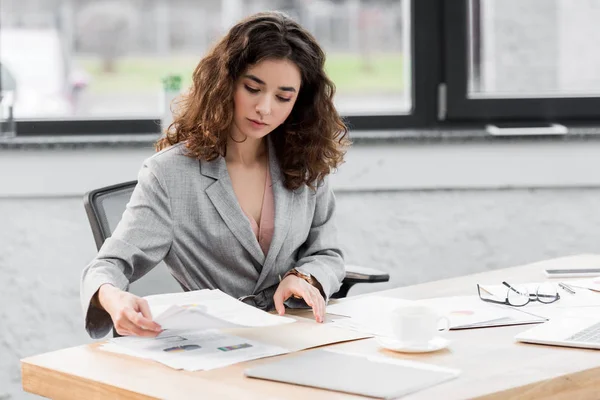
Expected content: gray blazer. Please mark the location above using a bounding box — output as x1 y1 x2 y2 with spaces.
81 139 345 338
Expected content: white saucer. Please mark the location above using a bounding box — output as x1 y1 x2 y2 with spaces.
377 336 450 353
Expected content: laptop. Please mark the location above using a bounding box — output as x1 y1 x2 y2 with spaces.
244 349 460 399
515 317 600 349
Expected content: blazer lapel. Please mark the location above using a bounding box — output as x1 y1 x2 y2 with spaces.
253 139 296 292
203 157 266 266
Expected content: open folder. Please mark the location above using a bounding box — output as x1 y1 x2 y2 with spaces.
416 296 546 329
327 295 545 336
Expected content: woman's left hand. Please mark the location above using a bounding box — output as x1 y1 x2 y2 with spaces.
273 275 325 323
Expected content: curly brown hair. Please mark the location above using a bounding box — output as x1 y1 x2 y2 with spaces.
155 11 350 190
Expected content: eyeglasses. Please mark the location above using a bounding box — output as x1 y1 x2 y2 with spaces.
477 281 560 307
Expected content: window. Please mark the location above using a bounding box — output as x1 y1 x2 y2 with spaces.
4 0 597 135
446 0 600 121
0 0 414 133
469 0 600 98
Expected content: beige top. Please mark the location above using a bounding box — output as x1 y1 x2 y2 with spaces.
241 156 274 256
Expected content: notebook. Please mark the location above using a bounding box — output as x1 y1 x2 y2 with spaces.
515 317 600 350
244 349 460 399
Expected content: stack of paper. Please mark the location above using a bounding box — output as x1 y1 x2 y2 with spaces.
103 329 290 371
101 289 296 370
100 289 370 371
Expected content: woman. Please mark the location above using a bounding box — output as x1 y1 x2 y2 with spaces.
81 11 350 339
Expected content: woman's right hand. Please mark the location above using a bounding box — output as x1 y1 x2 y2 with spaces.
97 284 163 337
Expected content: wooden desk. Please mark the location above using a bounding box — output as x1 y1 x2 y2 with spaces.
22 254 600 399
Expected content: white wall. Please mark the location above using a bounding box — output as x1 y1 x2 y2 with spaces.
4 139 600 197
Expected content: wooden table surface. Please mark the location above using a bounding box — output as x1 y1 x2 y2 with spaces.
22 254 600 399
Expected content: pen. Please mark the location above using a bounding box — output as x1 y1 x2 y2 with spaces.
558 282 576 295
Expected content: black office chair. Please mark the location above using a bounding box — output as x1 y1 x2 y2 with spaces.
83 181 389 299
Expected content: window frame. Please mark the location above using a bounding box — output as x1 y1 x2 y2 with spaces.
5 0 440 136
444 0 600 123
14 118 161 136
7 0 600 136
346 0 442 130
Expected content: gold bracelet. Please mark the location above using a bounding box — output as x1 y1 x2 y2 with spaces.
283 268 315 285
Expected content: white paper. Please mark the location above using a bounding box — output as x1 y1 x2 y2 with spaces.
329 318 396 338
326 296 416 337
101 329 289 371
326 296 416 319
153 305 243 331
524 305 600 321
145 289 295 332
563 277 600 292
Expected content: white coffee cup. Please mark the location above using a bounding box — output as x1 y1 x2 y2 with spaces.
391 304 450 346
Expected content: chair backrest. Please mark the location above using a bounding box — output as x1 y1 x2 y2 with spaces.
84 181 138 251
83 180 183 296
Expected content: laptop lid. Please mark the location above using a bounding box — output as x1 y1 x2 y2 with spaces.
515 317 600 350
244 349 459 399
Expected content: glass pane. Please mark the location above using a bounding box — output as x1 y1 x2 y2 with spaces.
0 0 411 120
468 0 600 98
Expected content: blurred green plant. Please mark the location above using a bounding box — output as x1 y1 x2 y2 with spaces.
162 74 183 92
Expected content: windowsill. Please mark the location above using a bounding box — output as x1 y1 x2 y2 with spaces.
0 133 160 150
3 126 600 196
352 126 600 143
3 126 600 149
